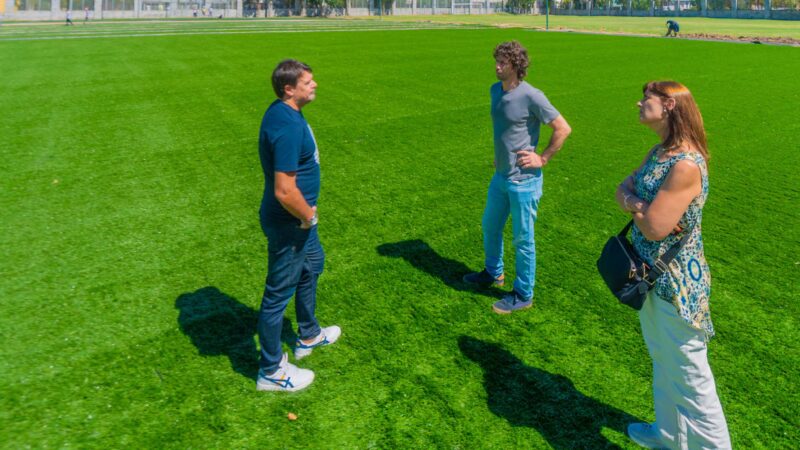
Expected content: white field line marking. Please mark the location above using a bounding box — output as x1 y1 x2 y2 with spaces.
0 27 463 39
0 25 466 38
0 23 453 36
0 19 471 34
0 25 484 41
0 21 432 30
1 18 404 27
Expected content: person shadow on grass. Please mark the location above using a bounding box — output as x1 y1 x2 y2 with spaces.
376 239 505 298
458 335 640 449
175 286 297 381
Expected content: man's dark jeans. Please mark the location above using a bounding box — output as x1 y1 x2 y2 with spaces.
257 223 324 374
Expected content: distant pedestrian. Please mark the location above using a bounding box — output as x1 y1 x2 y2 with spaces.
83 6 89 23
192 5 198 16
65 10 74 25
666 20 680 37
208 6 213 17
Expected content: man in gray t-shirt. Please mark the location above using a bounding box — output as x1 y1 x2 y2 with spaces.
491 80 560 181
464 41 572 314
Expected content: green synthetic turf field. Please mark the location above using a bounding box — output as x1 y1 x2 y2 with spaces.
1 19 798 448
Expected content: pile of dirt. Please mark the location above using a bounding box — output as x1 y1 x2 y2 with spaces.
682 32 800 46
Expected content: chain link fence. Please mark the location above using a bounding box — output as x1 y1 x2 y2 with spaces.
3 0 797 19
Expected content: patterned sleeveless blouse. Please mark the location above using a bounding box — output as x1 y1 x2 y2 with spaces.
632 147 714 338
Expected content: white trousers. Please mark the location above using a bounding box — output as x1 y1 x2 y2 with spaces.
639 291 732 450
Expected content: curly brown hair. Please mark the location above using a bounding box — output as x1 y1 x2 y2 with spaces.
493 41 529 80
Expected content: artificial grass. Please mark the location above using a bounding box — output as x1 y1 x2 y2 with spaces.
1 21 798 448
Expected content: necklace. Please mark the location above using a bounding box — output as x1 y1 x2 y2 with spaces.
653 144 681 162
651 145 665 162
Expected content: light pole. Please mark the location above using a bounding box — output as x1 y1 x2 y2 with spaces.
546 0 549 30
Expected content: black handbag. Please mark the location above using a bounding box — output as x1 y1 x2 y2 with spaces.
596 220 690 310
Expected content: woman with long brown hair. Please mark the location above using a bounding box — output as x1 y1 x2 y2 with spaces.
616 81 731 449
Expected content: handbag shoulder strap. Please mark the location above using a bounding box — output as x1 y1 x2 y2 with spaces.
645 228 693 284
619 220 634 237
619 219 693 284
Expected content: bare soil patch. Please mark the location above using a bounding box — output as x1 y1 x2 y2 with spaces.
682 32 800 46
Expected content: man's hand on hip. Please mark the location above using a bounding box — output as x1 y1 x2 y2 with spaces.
516 150 546 169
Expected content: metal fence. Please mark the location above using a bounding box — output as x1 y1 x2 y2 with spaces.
4 0 236 18
550 0 799 18
2 0 798 19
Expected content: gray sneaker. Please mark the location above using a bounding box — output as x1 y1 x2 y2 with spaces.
462 269 505 287
492 291 533 314
627 422 665 448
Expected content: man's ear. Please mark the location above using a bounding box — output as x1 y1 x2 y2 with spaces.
283 83 295 99
664 97 677 111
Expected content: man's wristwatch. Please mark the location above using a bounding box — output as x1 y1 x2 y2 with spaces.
301 212 318 229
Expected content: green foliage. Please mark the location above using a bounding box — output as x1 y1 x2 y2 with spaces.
1 18 798 449
707 0 732 8
556 0 574 10
506 0 534 11
306 0 344 8
771 0 799 9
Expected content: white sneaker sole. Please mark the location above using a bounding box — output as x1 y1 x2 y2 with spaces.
294 326 341 360
492 303 533 315
256 372 315 392
627 423 664 449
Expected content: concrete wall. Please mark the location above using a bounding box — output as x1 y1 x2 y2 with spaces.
6 10 56 19
771 9 800 19
345 7 370 15
653 9 703 16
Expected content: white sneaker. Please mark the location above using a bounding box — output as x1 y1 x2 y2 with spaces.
627 422 664 449
294 325 341 360
256 353 314 392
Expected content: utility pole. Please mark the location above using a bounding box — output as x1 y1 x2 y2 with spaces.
546 0 549 30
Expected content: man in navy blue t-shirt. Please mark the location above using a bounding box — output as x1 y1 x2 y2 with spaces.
255 59 341 392
666 20 680 37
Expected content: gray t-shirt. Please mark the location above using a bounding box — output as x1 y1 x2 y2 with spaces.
491 81 560 181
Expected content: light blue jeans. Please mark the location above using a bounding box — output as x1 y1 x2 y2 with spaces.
482 171 543 300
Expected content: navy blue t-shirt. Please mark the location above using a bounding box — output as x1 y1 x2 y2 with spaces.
259 99 320 226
